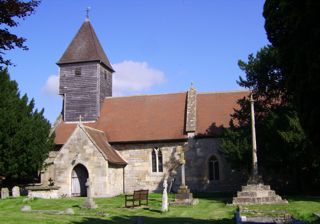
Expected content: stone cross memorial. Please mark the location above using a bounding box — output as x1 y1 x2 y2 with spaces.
232 93 287 205
82 178 97 209
172 146 198 205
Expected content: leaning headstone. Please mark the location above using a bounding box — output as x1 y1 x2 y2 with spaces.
12 186 20 197
65 208 74 215
82 178 97 209
162 179 168 212
21 205 31 212
1 188 9 199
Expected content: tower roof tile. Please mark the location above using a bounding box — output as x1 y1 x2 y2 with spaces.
57 20 114 72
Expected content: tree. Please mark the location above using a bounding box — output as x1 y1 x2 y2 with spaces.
220 46 319 193
0 69 53 185
263 0 320 151
0 0 40 67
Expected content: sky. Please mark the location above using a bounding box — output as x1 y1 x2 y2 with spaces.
5 0 269 124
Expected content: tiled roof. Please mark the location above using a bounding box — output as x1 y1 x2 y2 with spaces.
54 91 248 144
57 20 114 72
83 126 127 165
196 91 248 136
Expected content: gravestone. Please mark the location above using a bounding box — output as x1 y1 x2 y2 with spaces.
82 178 97 209
21 205 32 212
161 179 168 212
12 186 20 197
65 208 74 215
1 188 9 199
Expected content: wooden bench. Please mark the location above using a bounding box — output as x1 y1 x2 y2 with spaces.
125 189 149 208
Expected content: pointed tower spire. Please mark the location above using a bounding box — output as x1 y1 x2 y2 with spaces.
57 19 114 72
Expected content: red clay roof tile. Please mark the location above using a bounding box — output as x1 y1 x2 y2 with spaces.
54 91 249 144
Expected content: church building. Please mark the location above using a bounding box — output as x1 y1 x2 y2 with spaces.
41 18 248 197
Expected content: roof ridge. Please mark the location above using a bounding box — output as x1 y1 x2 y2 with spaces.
198 89 249 94
104 91 187 99
83 125 104 133
88 21 99 62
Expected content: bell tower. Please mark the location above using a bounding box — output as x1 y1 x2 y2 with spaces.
57 18 114 122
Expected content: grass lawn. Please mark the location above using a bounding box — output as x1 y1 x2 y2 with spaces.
0 193 319 224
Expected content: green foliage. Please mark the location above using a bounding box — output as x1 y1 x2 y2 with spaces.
0 69 53 185
264 0 320 153
0 0 40 67
220 123 251 172
220 46 319 193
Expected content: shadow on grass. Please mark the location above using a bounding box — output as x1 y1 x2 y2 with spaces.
286 195 320 203
193 192 234 204
70 216 234 224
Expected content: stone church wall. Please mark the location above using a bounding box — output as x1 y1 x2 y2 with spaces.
114 142 185 193
53 127 120 197
114 138 244 194
185 138 245 192
107 164 124 196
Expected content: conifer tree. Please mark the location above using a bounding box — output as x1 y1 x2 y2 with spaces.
0 69 53 185
220 46 319 193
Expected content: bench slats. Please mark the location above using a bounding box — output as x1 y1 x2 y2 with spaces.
125 189 149 208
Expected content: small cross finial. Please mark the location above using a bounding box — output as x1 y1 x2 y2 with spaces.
85 7 91 21
190 81 196 90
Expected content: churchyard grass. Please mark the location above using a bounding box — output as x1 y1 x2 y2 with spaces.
0 193 319 223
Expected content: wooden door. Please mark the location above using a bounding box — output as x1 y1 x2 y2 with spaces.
71 164 88 197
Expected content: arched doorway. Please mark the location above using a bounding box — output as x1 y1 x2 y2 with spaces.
71 164 89 197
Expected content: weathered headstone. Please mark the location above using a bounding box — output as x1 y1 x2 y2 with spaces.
12 186 20 197
1 188 9 199
161 179 168 212
82 178 97 209
21 205 31 212
65 208 74 215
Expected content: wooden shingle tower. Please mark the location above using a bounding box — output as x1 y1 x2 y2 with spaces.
57 18 114 122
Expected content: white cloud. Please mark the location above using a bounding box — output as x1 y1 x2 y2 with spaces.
41 60 165 96
42 75 59 95
113 60 165 96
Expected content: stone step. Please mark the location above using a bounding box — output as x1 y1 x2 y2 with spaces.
233 195 287 205
237 190 276 198
242 184 270 191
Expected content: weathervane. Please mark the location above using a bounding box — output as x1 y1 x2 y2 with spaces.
85 7 91 21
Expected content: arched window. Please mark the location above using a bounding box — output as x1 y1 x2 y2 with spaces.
151 147 163 173
208 155 219 181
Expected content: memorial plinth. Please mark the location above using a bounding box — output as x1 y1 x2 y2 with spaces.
232 183 287 205
172 185 198 205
